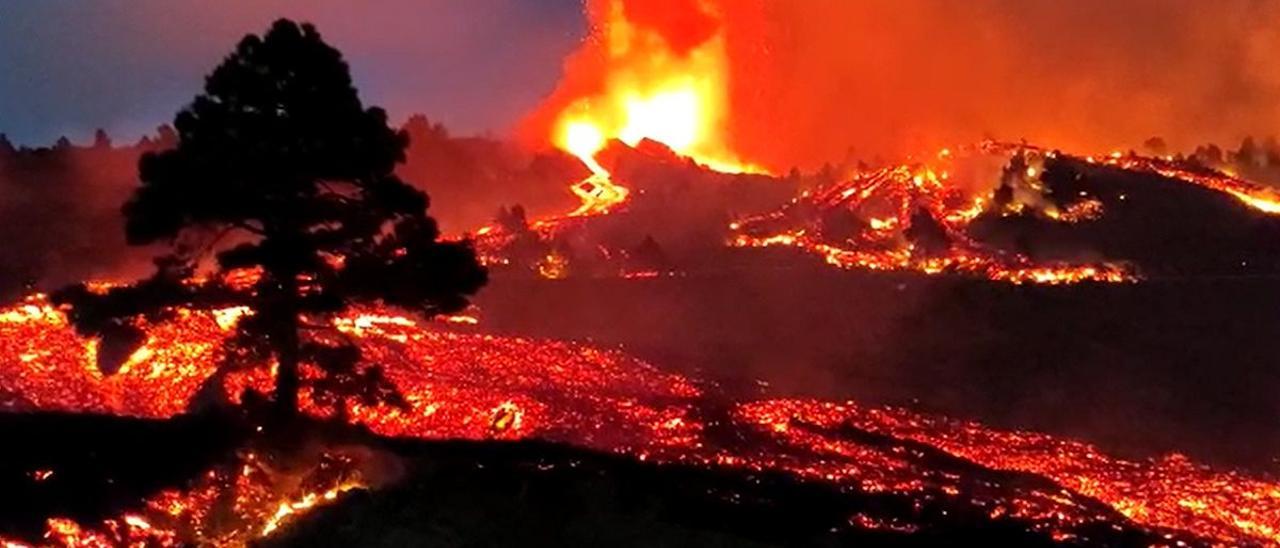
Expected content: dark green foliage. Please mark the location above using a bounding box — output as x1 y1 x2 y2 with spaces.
53 19 487 416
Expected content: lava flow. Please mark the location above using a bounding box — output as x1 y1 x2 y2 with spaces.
1 296 1278 545
729 140 1280 283
1089 149 1280 215
729 145 1137 284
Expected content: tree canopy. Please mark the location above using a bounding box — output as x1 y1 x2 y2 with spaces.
54 19 487 417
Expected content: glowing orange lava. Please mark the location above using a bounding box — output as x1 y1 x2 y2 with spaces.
1089 148 1280 215
551 0 760 175
729 147 1136 285
731 141 1280 283
542 0 768 218
2 296 1278 545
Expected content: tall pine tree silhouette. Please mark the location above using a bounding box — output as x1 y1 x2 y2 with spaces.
55 19 487 417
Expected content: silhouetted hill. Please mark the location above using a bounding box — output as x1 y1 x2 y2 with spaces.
970 156 1280 277
0 413 1184 547
268 435 1173 547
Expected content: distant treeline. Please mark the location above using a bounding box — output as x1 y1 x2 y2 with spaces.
1143 135 1280 187
0 128 166 299
0 116 585 299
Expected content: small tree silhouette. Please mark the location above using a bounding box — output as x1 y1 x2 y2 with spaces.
53 19 487 417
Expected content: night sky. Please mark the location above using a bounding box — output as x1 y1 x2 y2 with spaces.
0 0 584 145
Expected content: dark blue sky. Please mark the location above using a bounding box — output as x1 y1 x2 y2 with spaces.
0 0 584 145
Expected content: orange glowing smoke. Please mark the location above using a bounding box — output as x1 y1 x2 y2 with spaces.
524 1 1280 173
545 0 760 174
2 297 1279 545
529 0 766 217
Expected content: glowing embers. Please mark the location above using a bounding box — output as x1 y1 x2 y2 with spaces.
0 296 703 447
731 141 1280 283
1 450 369 547
0 295 239 417
3 299 1279 544
330 306 704 449
738 400 1280 545
468 214 612 280
729 157 1135 285
1044 198 1105 224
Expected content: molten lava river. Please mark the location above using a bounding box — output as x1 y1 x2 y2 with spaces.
0 296 1277 546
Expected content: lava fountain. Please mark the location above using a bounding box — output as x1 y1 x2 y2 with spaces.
533 0 766 217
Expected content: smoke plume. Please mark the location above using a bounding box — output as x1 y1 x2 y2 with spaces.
527 0 1280 171
0 138 152 299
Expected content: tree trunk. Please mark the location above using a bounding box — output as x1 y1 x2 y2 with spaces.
274 312 300 417
273 274 301 418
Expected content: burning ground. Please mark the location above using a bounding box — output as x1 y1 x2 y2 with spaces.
0 297 1278 546
5 2 1280 546
8 112 1280 547
7 122 1280 546
468 137 1280 286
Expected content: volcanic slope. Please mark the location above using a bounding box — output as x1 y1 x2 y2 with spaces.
1 299 1277 545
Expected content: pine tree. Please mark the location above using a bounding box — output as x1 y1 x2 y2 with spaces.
54 19 487 417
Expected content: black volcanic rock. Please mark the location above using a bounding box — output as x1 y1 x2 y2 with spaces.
264 437 1171 548
969 157 1280 277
